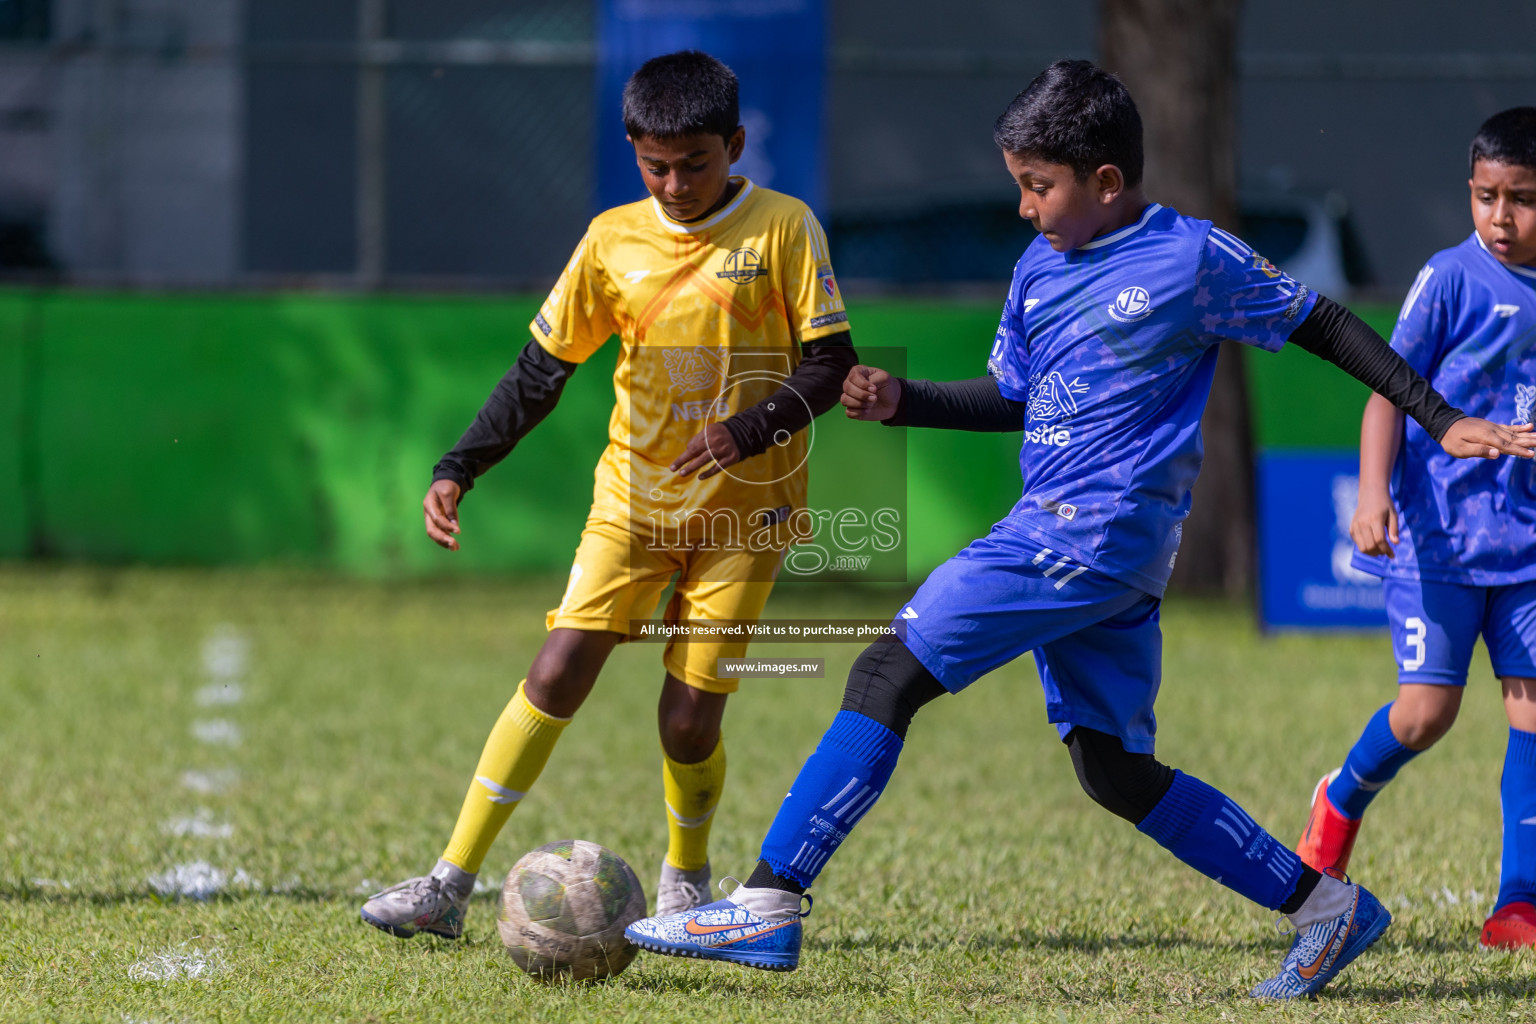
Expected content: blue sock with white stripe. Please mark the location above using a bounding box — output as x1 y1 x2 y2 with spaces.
1497 727 1536 909
1326 703 1419 819
1137 771 1306 911
758 710 903 887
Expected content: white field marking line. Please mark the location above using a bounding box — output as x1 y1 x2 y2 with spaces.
195 681 244 707
150 626 253 901
147 860 258 900
191 719 241 746
202 625 249 682
162 809 234 839
127 944 224 981
30 878 73 890
180 768 239 794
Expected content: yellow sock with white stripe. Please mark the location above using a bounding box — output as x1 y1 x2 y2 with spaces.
662 738 727 871
442 680 569 873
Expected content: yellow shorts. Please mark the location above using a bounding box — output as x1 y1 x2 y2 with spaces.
546 517 786 693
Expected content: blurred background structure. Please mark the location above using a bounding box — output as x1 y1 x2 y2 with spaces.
4 0 1535 290
1 0 1532 621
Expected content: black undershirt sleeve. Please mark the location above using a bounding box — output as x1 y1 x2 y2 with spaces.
721 331 857 458
881 374 1026 431
432 339 577 493
1288 295 1465 442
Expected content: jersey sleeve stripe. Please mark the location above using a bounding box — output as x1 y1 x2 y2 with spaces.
1209 226 1252 256
1206 230 1247 262
1398 265 1434 321
804 213 827 263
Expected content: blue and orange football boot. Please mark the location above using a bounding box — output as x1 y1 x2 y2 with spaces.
1250 881 1391 999
625 890 811 971
1297 770 1362 876
1481 901 1536 949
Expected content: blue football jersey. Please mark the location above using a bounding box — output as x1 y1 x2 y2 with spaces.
987 203 1316 595
1351 234 1536 586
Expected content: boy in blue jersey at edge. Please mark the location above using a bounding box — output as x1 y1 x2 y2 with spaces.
624 62 1536 999
1296 107 1536 950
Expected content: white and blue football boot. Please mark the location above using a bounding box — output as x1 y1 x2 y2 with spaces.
625 884 810 971
1250 881 1391 999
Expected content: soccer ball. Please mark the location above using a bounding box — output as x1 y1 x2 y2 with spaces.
497 839 647 981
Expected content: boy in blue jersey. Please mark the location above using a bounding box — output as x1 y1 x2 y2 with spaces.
1296 107 1536 950
624 62 1536 998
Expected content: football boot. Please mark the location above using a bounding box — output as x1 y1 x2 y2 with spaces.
1481 901 1536 949
1250 881 1391 999
360 863 473 939
626 885 810 971
655 861 712 917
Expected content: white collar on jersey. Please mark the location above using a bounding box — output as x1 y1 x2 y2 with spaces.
1473 230 1536 280
1075 203 1164 251
651 177 756 234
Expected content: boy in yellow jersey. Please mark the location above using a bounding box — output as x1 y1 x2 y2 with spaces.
361 50 857 939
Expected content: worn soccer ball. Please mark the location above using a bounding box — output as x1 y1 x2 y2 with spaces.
497 839 647 982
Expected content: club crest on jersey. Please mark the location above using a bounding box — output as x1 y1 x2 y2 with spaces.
1516 383 1535 426
817 264 837 299
717 247 768 283
1108 285 1154 323
1250 254 1282 279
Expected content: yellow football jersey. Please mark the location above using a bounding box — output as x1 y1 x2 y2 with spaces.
531 177 848 545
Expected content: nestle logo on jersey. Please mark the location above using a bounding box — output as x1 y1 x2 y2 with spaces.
672 397 730 421
1024 370 1088 446
1025 423 1073 446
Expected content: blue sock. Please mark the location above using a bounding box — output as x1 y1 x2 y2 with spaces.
1498 727 1536 909
758 710 903 887
1326 702 1420 820
1137 771 1306 910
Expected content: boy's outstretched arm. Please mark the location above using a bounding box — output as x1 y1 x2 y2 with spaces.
841 365 1025 430
672 333 858 479
423 339 578 550
1350 394 1405 557
1289 296 1536 460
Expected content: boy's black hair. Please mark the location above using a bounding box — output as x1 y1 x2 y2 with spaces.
993 59 1143 186
622 50 739 143
1470 107 1536 175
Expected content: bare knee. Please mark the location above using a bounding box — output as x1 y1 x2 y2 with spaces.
1391 684 1462 750
524 629 619 717
658 675 725 763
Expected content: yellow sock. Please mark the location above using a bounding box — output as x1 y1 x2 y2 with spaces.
442 680 569 874
662 738 727 871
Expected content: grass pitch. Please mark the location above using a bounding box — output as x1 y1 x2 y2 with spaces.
2 567 1533 1023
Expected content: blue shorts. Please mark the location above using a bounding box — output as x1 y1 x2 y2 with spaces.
897 520 1162 753
1386 577 1536 686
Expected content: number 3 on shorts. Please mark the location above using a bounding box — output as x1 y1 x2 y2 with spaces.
1402 616 1427 672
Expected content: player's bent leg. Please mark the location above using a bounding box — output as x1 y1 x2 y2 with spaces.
626 639 946 969
1064 727 1174 822
1107 758 1390 997
361 629 620 940
656 674 728 915
1300 686 1458 874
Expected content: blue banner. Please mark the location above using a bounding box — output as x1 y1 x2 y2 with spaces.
595 0 826 216
1257 451 1387 629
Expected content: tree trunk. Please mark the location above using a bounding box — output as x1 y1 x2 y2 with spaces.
1100 0 1252 596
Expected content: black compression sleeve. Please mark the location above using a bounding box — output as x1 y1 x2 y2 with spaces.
721 331 857 458
1288 296 1465 442
432 339 577 493
883 375 1027 431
